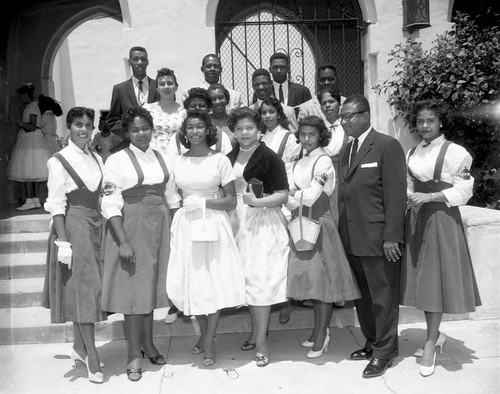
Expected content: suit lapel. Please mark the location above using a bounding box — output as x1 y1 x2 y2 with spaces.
126 78 138 106
347 129 376 178
147 76 157 103
287 82 296 106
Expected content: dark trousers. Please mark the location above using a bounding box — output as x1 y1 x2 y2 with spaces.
348 254 400 359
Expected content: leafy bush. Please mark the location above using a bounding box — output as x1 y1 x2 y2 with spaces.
374 12 500 209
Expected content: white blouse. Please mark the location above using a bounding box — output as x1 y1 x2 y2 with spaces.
407 135 474 207
44 140 103 217
261 124 301 188
323 120 347 157
100 144 181 219
287 147 335 210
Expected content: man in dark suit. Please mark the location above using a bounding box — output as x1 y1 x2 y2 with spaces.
269 52 311 109
337 95 407 378
101 46 159 156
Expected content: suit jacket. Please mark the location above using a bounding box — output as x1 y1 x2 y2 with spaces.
226 142 289 194
280 81 312 108
337 129 407 257
106 76 160 133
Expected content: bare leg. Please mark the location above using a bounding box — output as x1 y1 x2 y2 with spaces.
72 322 86 360
308 301 321 343
312 301 332 351
279 300 291 324
245 307 256 344
195 315 208 350
250 305 271 357
422 311 443 367
124 314 143 371
203 311 220 363
79 322 101 373
141 311 159 357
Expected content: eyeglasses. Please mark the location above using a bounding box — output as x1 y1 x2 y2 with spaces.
339 111 366 122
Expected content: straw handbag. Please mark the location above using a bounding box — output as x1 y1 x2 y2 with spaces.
288 191 321 251
190 205 219 242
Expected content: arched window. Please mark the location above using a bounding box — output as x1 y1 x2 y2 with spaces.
216 0 365 104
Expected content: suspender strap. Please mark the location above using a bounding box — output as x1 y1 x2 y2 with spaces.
276 131 292 160
124 148 145 185
433 140 452 181
311 154 330 179
152 149 169 183
53 153 87 189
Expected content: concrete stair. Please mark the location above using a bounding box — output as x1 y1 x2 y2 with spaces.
0 211 469 346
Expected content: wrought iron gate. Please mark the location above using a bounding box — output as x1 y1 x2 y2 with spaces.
215 0 365 105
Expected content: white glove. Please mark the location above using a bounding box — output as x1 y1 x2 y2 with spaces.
183 195 206 212
54 240 73 269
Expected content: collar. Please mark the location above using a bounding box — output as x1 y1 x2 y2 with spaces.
422 134 445 148
325 118 341 129
355 126 372 147
129 142 153 156
132 76 148 87
68 139 90 155
303 146 324 158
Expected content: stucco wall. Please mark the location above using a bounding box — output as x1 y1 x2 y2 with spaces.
53 0 455 146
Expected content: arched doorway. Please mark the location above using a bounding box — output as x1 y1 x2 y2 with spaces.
215 0 364 104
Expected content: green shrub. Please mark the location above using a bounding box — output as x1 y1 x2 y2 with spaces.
374 12 500 209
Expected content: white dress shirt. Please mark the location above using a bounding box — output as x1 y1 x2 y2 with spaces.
132 76 149 105
272 80 288 104
101 144 180 219
407 135 474 207
44 140 103 216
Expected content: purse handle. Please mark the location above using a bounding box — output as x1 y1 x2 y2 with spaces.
297 191 314 239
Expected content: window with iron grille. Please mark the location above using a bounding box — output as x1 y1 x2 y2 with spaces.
215 0 365 105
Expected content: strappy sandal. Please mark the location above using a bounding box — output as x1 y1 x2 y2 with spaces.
127 367 142 382
240 341 256 351
255 353 270 367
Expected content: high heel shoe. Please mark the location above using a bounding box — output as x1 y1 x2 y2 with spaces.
127 367 142 382
302 327 329 349
241 341 256 351
414 333 447 357
70 349 105 368
84 357 104 384
255 352 270 367
420 344 437 377
141 349 166 365
307 332 331 359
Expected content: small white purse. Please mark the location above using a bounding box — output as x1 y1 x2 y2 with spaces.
190 205 219 242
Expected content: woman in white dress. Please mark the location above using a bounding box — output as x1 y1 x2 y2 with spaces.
143 67 186 157
207 83 236 148
166 110 246 367
7 83 50 210
227 107 290 367
38 94 63 155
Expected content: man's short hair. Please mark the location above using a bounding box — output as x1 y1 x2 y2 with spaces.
202 53 221 67
270 52 289 64
343 94 370 112
129 46 147 58
317 64 338 77
252 68 271 81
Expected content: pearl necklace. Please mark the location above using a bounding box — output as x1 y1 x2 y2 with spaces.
239 142 259 152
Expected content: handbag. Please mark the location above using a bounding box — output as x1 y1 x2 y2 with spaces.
288 191 322 251
190 204 219 242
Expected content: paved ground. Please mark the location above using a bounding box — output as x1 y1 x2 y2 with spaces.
1 318 498 394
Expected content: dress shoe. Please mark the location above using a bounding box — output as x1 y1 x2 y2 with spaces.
241 341 256 351
127 368 142 382
307 330 331 359
84 357 104 383
414 332 447 357
350 347 373 360
141 349 166 365
70 349 105 368
33 198 41 208
362 357 393 378
255 352 270 367
303 327 329 349
164 306 178 324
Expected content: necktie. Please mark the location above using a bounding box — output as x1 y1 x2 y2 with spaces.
278 84 284 103
137 80 144 104
349 138 358 168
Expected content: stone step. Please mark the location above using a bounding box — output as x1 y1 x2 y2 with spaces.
0 304 468 345
0 232 49 254
0 253 46 279
0 213 51 234
0 277 44 308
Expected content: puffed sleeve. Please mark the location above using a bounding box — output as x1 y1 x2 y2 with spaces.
293 155 334 207
441 146 474 206
218 154 236 186
44 157 68 216
164 155 181 208
100 154 125 219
